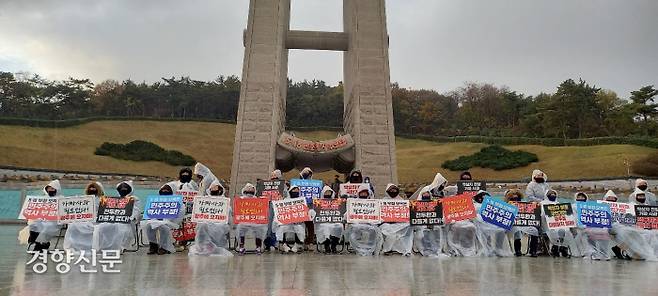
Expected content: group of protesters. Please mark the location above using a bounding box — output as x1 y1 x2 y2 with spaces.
19 162 658 261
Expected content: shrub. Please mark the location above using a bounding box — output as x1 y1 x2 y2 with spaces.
633 152 658 177
442 145 539 171
95 140 196 166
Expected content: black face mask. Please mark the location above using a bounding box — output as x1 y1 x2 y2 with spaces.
159 189 173 196
637 196 647 204
350 174 363 183
323 194 333 199
180 174 192 183
387 190 399 198
301 173 311 179
358 191 369 199
534 178 545 184
47 190 57 197
210 189 223 196
87 188 98 195
421 194 431 201
474 194 485 204
576 195 587 202
508 195 521 202
244 191 255 196
547 194 557 201
118 185 131 197
290 191 300 199
431 186 444 198
638 185 648 191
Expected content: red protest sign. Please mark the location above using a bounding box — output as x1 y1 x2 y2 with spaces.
21 196 58 221
233 197 270 224
272 197 310 224
380 199 410 223
442 194 476 223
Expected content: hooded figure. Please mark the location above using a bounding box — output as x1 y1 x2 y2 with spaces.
264 169 288 252
428 173 448 198
24 180 63 252
63 182 104 253
604 190 618 202
312 186 344 254
609 188 658 261
194 162 217 195
472 190 513 257
347 170 364 184
344 184 383 256
273 185 307 254
299 167 313 180
379 184 414 256
92 181 141 253
236 183 268 255
188 179 233 257
140 182 181 255
540 189 579 258
506 189 540 257
635 179 656 206
412 186 448 257
525 170 550 202
446 193 479 257
570 192 613 260
459 171 472 181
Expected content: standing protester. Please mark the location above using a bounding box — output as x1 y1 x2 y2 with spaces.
264 169 287 252
525 169 550 202
299 167 316 251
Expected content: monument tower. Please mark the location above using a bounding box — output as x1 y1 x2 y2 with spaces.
230 0 397 196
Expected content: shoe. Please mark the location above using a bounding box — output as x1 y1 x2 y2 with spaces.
290 244 299 253
238 247 246 255
550 246 559 257
256 247 262 255
529 253 538 257
175 245 185 252
559 246 570 258
513 239 522 257
323 242 331 254
280 244 291 253
148 243 159 255
157 248 171 255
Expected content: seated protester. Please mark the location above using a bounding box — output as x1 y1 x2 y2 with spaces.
605 190 629 259
313 186 344 254
635 179 657 206
413 185 448 257
472 190 513 257
506 189 540 257
141 182 181 255
63 182 104 253
525 169 550 202
571 192 613 260
236 183 268 255
189 180 232 257
274 186 307 254
171 167 199 251
541 189 578 258
24 180 63 252
345 184 383 256
610 189 658 261
379 184 413 256
446 194 479 257
92 181 141 253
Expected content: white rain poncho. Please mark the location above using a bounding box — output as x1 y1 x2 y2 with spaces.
540 190 579 255
235 183 268 240
189 180 232 257
507 189 540 240
525 169 550 202
92 181 141 252
610 188 658 260
635 178 657 206
194 162 217 196
412 186 448 257
379 184 413 256
140 182 181 254
63 182 103 253
273 185 307 244
313 186 344 243
25 180 63 245
446 209 479 257
472 191 513 257
345 184 383 256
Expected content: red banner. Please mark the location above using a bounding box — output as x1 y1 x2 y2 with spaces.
442 194 476 223
21 196 58 221
233 197 270 224
380 199 410 223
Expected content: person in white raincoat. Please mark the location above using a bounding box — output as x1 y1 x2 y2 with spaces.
23 180 63 252
379 184 413 256
312 186 344 254
472 190 513 257
506 189 540 257
194 162 217 195
609 188 658 261
63 182 104 253
541 189 578 258
273 185 307 253
413 185 448 257
92 181 141 253
140 182 181 255
571 192 613 260
446 191 479 257
525 169 550 202
345 184 383 256
635 178 657 206
188 179 233 257
236 183 268 255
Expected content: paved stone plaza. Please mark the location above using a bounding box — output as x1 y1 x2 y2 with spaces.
1 225 657 296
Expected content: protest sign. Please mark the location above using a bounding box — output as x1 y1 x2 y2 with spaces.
339 183 365 198
380 199 410 223
57 195 95 224
598 201 636 226
409 200 443 226
272 197 310 224
191 196 230 224
256 180 286 201
479 196 518 230
635 205 658 230
233 197 270 224
19 196 59 221
291 179 323 204
442 194 477 223
173 190 199 241
575 201 612 229
543 203 577 230
96 196 134 224
312 198 347 223
510 201 542 228
143 195 183 220
346 199 381 224
457 181 487 194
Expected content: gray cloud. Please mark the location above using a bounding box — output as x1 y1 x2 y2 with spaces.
1 0 656 97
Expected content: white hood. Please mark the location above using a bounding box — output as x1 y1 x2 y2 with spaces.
85 181 105 197
357 184 373 199
116 180 134 196
194 162 218 193
385 183 401 198
629 188 648 204
417 185 432 201
321 185 335 198
43 179 62 196
603 190 618 201
240 183 256 198
532 169 547 181
205 179 226 197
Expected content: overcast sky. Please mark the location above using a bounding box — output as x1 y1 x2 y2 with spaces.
1 0 656 97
